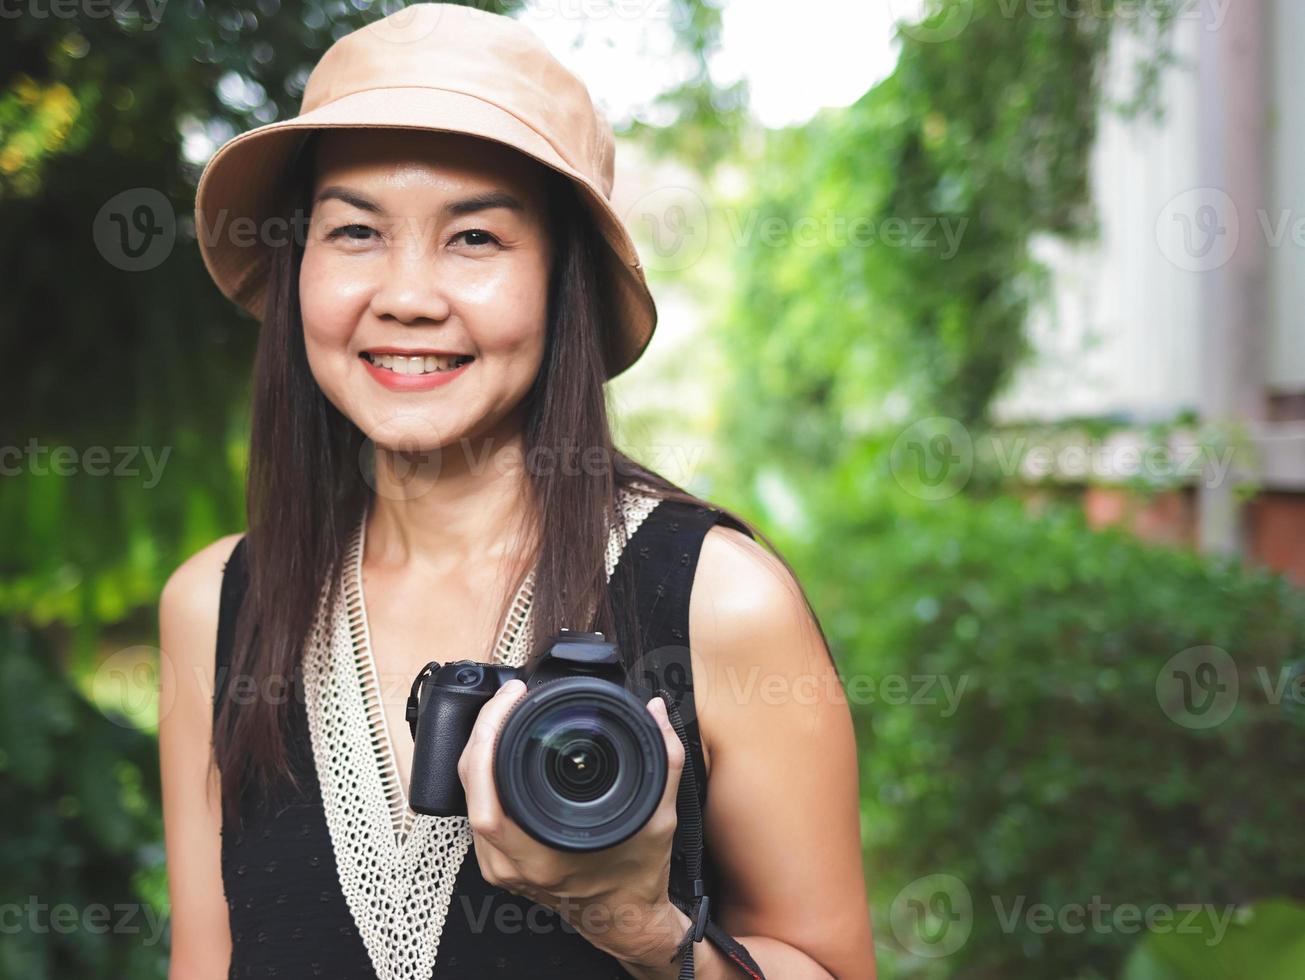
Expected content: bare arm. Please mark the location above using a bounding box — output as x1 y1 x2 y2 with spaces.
158 533 243 980
676 525 876 979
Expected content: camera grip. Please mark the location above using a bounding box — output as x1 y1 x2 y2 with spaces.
408 686 491 816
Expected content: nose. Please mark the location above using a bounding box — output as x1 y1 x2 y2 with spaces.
367 234 452 326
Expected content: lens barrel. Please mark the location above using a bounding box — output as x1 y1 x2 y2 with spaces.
493 677 667 852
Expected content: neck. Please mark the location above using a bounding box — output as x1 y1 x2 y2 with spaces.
364 414 536 577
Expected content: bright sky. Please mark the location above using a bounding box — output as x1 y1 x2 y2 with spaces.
517 0 923 129
185 1 920 165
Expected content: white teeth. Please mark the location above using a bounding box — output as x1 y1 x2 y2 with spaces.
368 353 469 374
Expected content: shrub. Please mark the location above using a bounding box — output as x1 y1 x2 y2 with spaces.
0 623 167 979
1121 898 1305 980
784 483 1305 980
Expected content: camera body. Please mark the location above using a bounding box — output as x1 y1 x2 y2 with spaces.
405 629 668 852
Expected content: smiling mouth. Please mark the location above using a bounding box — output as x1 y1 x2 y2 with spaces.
360 352 475 376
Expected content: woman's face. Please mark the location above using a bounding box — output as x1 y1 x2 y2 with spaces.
300 128 554 454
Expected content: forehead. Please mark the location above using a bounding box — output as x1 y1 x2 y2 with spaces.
310 128 551 206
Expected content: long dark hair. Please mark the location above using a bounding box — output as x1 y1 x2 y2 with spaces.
212 128 836 816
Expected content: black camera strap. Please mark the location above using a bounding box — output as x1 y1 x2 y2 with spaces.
405 661 437 741
657 687 767 980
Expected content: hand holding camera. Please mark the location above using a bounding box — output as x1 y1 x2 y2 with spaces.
405 629 671 852
406 630 692 965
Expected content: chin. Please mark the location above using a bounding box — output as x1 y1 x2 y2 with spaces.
364 418 462 454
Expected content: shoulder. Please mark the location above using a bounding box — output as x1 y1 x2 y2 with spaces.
159 533 246 658
692 521 819 647
689 520 836 746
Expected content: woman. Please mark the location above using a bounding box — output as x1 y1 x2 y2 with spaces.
159 5 875 979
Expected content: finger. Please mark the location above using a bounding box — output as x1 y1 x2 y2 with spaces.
468 825 512 888
461 678 529 841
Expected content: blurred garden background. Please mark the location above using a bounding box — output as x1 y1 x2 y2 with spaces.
3 0 1304 977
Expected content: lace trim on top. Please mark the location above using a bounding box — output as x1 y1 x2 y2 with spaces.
302 485 662 980
345 511 543 847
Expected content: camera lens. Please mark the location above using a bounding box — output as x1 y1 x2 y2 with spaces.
494 678 667 852
544 731 618 802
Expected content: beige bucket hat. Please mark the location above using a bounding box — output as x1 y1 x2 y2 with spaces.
194 2 656 379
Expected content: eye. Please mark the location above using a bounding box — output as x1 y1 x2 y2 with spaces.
451 228 501 249
325 223 377 242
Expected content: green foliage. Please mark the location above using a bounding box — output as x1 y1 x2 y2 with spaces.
625 0 752 172
0 623 167 977
712 0 1183 481
760 468 1305 979
1121 900 1305 980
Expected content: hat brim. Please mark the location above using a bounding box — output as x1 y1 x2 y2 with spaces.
194 85 655 379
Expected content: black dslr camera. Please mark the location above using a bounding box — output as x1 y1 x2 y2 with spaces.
404 629 668 852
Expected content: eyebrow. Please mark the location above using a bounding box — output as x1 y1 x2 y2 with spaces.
314 185 526 217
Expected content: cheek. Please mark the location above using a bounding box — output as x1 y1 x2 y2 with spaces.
450 253 551 359
299 245 371 356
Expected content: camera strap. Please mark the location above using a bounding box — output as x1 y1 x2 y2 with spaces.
657 688 767 980
405 662 437 742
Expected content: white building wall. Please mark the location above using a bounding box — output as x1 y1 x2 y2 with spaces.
1268 0 1305 392
993 14 1227 424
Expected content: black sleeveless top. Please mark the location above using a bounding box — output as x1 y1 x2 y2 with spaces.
214 498 752 979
